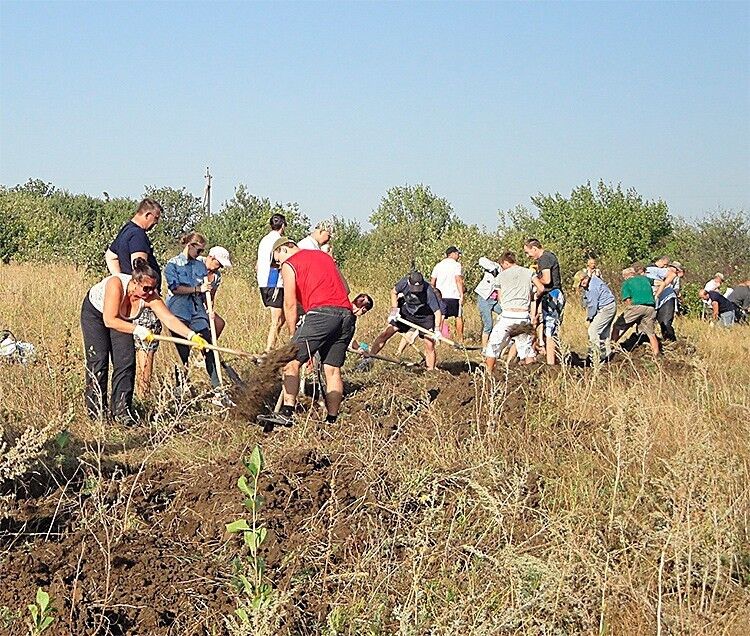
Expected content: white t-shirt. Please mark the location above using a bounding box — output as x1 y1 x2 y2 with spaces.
297 235 321 251
430 258 463 300
496 265 534 313
256 230 284 288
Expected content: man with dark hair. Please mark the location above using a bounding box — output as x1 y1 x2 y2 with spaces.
699 288 736 326
484 251 545 371
430 246 465 342
611 263 660 355
256 213 287 351
104 198 164 397
264 238 355 427
366 272 443 370
523 238 564 365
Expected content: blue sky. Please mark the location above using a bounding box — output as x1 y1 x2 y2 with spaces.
1 1 748 227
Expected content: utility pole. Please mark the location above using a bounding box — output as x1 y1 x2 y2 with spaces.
202 167 212 215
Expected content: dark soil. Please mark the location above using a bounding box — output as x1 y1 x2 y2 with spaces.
0 344 694 635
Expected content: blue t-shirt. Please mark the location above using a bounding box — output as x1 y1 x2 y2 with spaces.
109 221 161 286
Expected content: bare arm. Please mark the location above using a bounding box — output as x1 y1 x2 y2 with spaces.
281 264 298 335
653 270 675 298
539 268 552 287
105 249 121 275
390 288 399 309
712 301 719 320
456 275 465 301
430 277 437 288
147 297 197 338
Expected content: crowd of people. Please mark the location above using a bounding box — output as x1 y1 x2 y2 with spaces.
78 198 749 427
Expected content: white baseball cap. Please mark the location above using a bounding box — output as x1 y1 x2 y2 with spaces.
208 246 233 268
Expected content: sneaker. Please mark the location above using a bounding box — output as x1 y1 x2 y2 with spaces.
211 394 236 408
256 412 294 428
112 411 141 427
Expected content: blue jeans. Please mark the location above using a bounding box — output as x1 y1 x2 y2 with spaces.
477 294 501 334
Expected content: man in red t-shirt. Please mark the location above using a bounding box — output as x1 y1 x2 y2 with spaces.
261 237 355 427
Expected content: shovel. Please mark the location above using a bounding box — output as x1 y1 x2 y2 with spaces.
395 317 483 351
348 348 421 367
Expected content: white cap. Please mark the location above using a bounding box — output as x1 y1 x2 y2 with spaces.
208 246 233 268
715 272 724 280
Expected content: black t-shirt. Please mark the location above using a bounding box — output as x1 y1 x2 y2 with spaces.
728 285 750 310
707 290 734 314
537 251 561 291
109 221 161 285
394 277 441 317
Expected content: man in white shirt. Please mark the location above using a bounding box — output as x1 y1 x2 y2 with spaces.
430 246 465 342
702 272 724 320
298 220 334 252
484 251 545 371
256 213 287 351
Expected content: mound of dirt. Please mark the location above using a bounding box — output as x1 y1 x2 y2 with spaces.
0 443 372 635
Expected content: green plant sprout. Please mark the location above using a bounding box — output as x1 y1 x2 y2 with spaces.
226 444 273 621
27 588 54 635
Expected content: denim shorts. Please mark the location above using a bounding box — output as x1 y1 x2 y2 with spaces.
477 294 501 334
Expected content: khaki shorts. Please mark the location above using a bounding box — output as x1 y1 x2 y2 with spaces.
614 304 656 337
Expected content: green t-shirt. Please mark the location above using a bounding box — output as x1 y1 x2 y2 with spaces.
621 275 655 306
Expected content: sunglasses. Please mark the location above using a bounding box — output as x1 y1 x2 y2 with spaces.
190 243 205 254
141 285 156 294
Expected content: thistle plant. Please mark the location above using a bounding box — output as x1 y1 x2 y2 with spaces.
226 445 272 622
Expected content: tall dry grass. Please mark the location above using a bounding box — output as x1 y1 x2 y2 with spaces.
1 262 749 635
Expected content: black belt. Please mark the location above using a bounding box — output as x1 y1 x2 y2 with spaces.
307 306 353 316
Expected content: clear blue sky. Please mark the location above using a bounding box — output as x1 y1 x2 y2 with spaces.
1 1 748 227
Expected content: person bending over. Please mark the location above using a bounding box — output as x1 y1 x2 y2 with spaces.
367 272 443 371
81 258 207 426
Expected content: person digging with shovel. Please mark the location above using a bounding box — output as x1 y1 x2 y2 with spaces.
258 238 356 428
81 258 208 426
364 271 443 371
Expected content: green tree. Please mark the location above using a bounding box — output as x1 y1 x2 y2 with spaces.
502 181 673 277
197 184 309 275
665 209 750 282
143 185 205 254
361 184 461 284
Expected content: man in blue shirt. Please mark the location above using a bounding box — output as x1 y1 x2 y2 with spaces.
580 274 617 363
104 198 164 398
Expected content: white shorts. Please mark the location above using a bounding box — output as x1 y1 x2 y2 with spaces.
483 311 534 360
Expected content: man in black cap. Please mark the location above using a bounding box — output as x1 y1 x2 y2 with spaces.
365 271 443 370
430 246 465 342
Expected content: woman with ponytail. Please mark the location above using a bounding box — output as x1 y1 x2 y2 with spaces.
164 233 223 393
81 258 208 425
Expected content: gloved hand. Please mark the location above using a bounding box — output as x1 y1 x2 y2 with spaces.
190 333 209 350
133 325 153 342
198 280 211 294
358 342 369 352
432 330 442 342
388 307 400 324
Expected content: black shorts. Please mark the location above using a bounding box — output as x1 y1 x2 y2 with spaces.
260 287 284 309
443 298 461 318
292 306 356 367
395 313 435 336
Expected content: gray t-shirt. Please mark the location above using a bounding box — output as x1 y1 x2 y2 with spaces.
496 265 534 313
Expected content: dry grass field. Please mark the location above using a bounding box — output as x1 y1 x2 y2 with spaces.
1 262 749 635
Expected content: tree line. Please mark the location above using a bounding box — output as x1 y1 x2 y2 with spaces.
1 178 748 296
